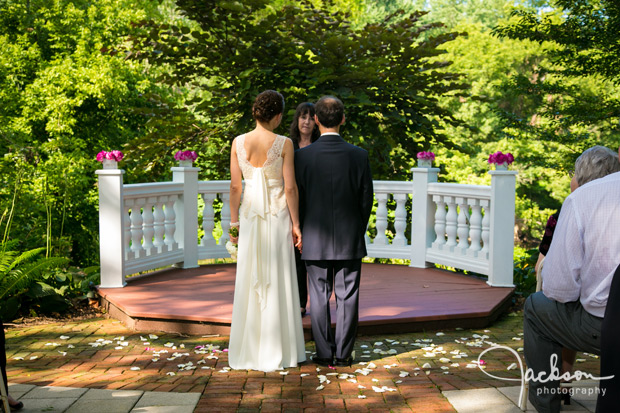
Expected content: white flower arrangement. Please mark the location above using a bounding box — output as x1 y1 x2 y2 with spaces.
226 240 238 260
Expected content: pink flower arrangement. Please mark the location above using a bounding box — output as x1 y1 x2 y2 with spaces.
488 151 514 165
96 150 124 162
417 151 435 161
174 150 198 162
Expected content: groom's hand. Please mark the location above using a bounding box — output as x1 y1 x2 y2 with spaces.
293 226 302 253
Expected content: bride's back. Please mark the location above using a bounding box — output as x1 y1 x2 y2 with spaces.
243 130 278 168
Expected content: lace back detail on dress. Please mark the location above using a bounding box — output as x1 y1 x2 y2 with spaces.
236 134 288 217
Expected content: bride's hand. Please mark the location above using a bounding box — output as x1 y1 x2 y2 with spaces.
292 226 302 252
229 222 239 244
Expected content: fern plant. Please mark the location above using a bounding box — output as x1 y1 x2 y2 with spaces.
0 242 69 319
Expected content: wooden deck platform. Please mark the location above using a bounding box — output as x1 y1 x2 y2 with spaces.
97 263 514 337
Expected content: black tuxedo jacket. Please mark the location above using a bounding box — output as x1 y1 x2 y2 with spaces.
294 134 373 260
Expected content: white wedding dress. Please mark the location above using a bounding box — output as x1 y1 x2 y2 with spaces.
228 134 306 372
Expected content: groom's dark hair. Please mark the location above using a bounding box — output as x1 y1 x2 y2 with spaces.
315 96 344 128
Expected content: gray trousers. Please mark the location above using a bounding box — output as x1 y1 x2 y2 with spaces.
306 259 361 360
524 292 602 413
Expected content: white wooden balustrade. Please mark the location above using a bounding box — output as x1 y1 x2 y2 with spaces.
97 164 516 289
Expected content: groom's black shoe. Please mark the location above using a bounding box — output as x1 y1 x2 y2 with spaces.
310 356 333 367
334 357 353 367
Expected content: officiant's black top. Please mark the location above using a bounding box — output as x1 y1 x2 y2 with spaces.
295 134 373 260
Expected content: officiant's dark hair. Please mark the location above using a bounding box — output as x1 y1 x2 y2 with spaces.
315 96 344 128
252 90 284 123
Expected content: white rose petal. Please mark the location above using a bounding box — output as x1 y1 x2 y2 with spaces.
358 395 367 399
279 371 289 375
507 363 517 370
130 367 141 371
316 385 324 391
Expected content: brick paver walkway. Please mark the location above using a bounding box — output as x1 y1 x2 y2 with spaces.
4 311 601 412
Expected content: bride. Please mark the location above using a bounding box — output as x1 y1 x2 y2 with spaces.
227 90 306 371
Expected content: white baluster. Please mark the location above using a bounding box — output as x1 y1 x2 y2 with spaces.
153 198 166 252
432 195 446 246
129 199 144 258
219 192 231 245
201 193 217 247
142 197 155 255
123 204 131 261
481 200 490 253
445 196 458 247
374 193 389 245
469 199 482 252
393 193 408 246
164 196 177 247
456 197 470 250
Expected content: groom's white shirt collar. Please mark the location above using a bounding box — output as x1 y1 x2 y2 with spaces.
320 132 339 136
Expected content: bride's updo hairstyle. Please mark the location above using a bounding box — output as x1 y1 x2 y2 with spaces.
252 90 285 123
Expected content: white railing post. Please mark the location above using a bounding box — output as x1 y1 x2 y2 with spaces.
410 166 439 268
172 165 200 269
487 170 518 287
96 167 126 288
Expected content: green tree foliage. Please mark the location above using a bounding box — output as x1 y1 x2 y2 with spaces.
0 0 172 265
494 0 620 152
128 0 470 179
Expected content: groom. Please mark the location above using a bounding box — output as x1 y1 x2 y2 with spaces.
295 96 374 367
